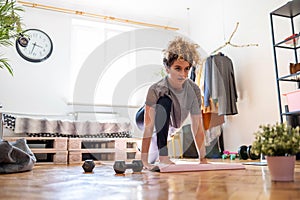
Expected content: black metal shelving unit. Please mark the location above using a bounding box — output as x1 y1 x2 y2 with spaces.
270 0 300 125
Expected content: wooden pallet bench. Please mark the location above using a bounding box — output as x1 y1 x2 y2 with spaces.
3 137 68 164
68 137 142 164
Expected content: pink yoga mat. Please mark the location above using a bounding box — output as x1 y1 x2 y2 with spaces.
157 163 245 173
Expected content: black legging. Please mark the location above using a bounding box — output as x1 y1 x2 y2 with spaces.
135 96 172 156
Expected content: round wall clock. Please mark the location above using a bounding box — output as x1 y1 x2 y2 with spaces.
16 29 53 63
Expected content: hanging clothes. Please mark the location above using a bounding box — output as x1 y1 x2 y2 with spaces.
204 53 238 116
189 66 196 81
189 65 224 158
194 58 225 157
196 59 225 129
196 58 219 113
202 112 225 130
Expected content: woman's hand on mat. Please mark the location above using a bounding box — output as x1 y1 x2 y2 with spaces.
200 158 209 164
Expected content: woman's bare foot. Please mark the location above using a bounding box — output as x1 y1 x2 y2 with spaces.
159 156 175 165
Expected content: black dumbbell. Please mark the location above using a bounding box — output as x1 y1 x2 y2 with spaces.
113 160 143 174
238 145 260 160
247 145 260 160
82 159 95 173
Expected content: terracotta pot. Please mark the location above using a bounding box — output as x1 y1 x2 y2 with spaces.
266 155 296 182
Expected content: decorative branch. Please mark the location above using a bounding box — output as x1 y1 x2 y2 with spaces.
210 22 259 55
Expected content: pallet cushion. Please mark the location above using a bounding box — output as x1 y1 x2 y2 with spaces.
3 114 133 138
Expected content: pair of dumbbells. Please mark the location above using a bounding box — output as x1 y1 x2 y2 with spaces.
222 151 238 160
113 160 143 174
82 159 144 174
238 145 260 160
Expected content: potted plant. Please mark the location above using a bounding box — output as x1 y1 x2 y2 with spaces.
251 122 300 181
0 0 24 76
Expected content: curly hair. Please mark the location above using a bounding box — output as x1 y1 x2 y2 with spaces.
163 36 201 68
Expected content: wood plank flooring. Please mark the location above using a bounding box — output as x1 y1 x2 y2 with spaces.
0 159 300 200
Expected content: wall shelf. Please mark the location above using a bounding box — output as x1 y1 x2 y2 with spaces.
270 0 300 123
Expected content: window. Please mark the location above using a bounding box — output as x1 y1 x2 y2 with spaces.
70 18 165 113
70 18 137 105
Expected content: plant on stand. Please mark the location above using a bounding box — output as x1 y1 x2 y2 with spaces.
251 122 300 181
0 0 24 76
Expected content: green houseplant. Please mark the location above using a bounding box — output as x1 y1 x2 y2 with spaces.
0 0 24 76
251 122 300 156
251 122 300 181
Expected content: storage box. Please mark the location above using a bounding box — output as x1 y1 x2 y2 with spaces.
283 90 300 112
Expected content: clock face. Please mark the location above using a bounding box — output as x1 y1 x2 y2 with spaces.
16 29 53 63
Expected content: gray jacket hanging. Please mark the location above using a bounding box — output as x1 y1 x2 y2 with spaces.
204 54 238 115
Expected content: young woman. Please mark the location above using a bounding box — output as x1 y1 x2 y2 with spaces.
137 36 208 169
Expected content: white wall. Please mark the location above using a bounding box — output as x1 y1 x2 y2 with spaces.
0 0 295 151
0 8 72 114
188 0 295 151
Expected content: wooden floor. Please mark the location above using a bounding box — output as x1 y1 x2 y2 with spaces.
1 159 300 200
